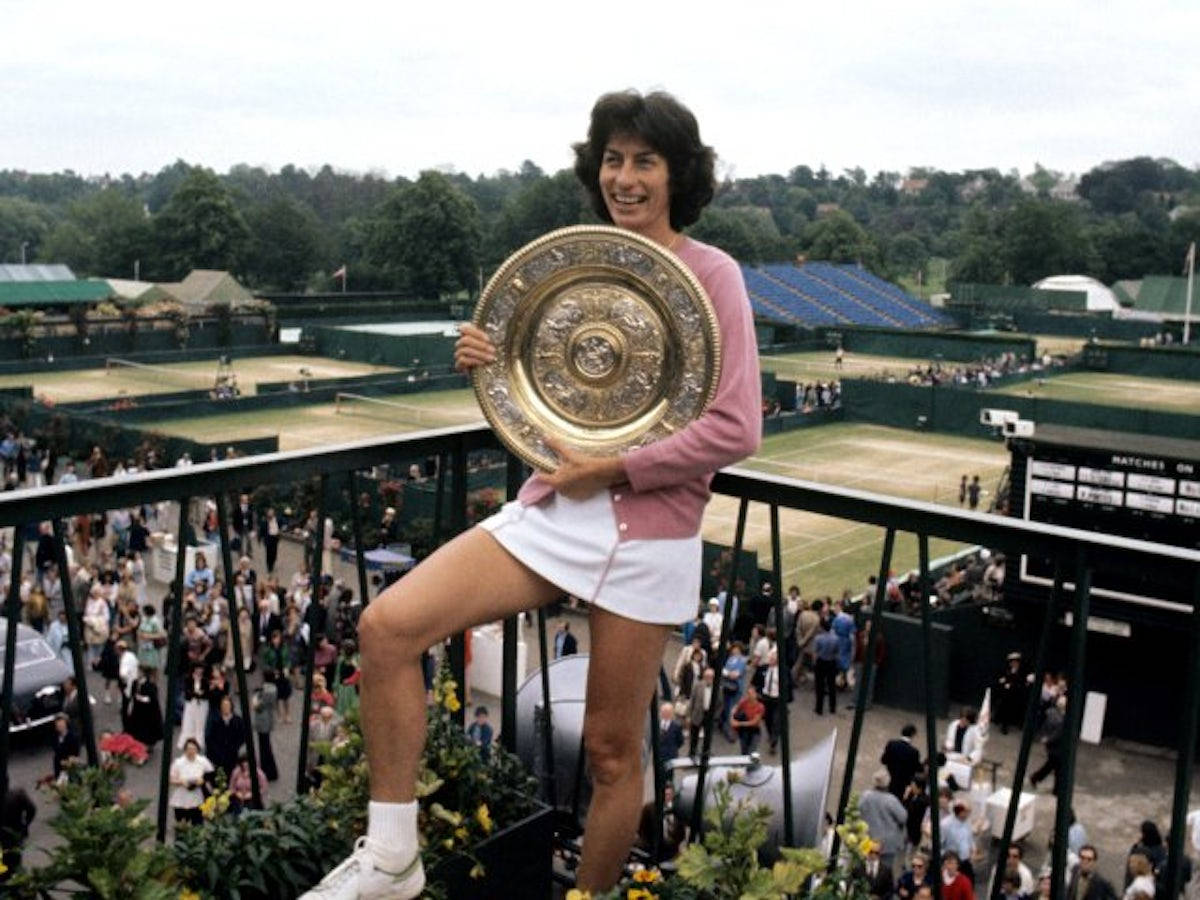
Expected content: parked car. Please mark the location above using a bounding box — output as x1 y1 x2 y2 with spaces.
0 621 73 733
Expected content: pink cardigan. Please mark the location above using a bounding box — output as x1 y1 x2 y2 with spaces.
517 236 762 540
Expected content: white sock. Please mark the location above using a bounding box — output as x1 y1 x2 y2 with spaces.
367 800 419 865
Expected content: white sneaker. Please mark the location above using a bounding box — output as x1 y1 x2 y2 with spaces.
300 837 425 900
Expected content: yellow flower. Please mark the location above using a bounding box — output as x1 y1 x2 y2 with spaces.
844 833 859 849
455 826 469 840
475 804 493 834
443 692 462 713
566 891 592 900
0 855 8 877
199 796 216 819
627 890 655 900
442 838 454 849
633 868 661 883
178 891 201 900
469 863 486 879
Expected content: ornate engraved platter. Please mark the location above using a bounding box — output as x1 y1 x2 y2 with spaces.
471 225 722 472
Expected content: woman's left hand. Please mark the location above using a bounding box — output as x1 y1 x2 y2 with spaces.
542 436 626 501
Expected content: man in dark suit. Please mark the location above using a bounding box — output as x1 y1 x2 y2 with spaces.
686 668 716 756
50 714 80 778
231 493 256 555
553 620 578 658
636 783 687 863
881 722 922 799
254 598 282 649
855 843 896 900
1068 846 1117 900
204 696 247 784
656 702 684 764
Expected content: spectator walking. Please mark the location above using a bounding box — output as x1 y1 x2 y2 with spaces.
656 701 684 763
881 723 921 798
252 680 279 782
1030 695 1067 794
814 619 839 715
554 620 578 658
50 714 80 780
859 767 908 874
897 854 935 900
941 851 976 900
205 695 247 785
168 739 213 827
686 668 716 756
940 801 977 882
467 705 494 764
228 750 268 814
730 685 765 755
1069 845 1118 900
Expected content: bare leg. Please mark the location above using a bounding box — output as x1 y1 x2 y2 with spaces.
357 527 561 802
575 607 670 892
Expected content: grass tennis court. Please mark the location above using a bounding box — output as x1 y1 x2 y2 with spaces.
158 388 484 450
761 350 936 383
0 350 1028 597
0 355 397 404
991 370 1200 413
703 422 1010 599
162 386 1009 597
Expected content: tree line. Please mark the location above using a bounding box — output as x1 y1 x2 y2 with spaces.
0 155 1197 298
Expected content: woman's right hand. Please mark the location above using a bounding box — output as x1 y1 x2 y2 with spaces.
454 323 496 372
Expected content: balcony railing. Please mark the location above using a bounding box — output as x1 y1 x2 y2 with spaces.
0 422 1197 900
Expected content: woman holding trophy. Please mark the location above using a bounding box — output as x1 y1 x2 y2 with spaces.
304 88 762 899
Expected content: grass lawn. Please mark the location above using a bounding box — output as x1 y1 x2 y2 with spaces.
704 422 1011 599
0 355 398 404
1 352 1018 600
157 388 483 451
991 371 1200 414
761 350 933 383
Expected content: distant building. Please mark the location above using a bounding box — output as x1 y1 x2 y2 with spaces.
0 264 112 310
1032 275 1119 312
0 263 77 282
900 178 928 196
815 202 842 218
161 270 254 310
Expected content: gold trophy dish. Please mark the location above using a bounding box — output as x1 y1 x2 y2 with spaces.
471 225 723 472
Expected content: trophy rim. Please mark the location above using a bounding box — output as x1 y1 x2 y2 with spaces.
471 224 722 472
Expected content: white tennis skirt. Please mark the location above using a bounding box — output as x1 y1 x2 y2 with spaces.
479 491 701 625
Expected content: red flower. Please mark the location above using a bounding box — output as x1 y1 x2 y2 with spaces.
99 732 149 765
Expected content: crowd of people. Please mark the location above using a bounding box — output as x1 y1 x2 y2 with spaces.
878 352 1065 389
794 379 843 413
1 411 1195 898
0 426 372 839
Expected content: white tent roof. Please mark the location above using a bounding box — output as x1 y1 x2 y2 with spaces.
1032 274 1120 312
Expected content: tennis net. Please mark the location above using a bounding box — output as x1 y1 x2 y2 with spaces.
334 392 480 429
105 357 217 392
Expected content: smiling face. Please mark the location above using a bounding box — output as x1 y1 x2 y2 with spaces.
598 133 673 244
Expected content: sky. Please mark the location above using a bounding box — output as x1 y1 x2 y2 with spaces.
3 0 1198 183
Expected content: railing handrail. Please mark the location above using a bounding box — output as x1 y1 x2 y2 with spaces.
0 422 498 525
0 424 1196 571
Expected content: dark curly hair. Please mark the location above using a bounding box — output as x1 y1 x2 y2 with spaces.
573 89 716 232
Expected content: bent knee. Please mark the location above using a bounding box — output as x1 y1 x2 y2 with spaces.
585 730 642 787
357 594 425 659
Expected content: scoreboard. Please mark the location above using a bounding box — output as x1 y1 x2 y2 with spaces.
1010 424 1199 613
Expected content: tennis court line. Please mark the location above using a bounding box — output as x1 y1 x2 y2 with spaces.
782 533 886 577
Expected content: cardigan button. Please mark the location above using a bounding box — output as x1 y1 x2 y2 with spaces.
612 493 622 502
618 522 628 532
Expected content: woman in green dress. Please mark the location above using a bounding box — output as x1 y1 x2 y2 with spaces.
137 604 166 679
